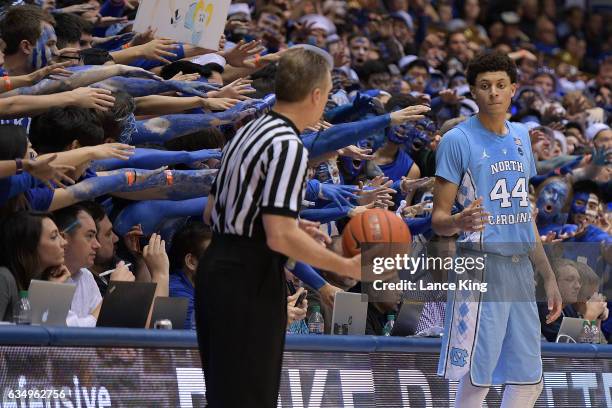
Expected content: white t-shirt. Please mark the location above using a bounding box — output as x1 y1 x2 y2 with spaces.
66 268 102 327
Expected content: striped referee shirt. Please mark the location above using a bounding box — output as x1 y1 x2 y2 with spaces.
210 111 308 239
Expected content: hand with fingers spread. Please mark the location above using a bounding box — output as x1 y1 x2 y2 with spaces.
591 146 612 167
24 154 76 188
212 78 255 100
400 176 433 195
389 105 431 125
170 72 201 82
357 179 396 207
202 97 240 111
27 61 74 84
259 48 289 64
140 38 179 64
86 143 135 161
364 175 390 188
337 145 375 161
222 40 266 68
319 183 360 207
451 197 490 232
67 87 116 111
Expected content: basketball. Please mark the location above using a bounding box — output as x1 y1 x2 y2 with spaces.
342 208 412 256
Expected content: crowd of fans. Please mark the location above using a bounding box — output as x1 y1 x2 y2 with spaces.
0 0 609 343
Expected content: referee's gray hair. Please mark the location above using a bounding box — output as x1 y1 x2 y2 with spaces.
289 44 334 69
275 47 332 103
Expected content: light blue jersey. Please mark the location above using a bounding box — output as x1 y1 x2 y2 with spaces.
436 115 537 254
436 116 543 387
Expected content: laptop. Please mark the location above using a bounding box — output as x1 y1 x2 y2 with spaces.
556 317 599 343
28 280 76 326
148 297 189 330
331 292 368 335
391 301 425 336
97 282 157 328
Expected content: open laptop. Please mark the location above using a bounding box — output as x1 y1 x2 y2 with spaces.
556 316 599 343
391 301 425 336
97 281 157 328
148 297 189 330
331 292 368 335
28 280 76 326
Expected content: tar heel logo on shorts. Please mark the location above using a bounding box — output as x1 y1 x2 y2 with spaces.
450 347 468 367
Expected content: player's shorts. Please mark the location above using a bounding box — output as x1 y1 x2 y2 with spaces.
437 250 542 386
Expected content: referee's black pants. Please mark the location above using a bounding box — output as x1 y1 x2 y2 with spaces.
195 233 287 408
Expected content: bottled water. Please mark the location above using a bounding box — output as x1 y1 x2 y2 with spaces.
383 314 396 336
13 291 31 325
308 305 324 335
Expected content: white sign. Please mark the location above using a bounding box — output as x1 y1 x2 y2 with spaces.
134 0 231 49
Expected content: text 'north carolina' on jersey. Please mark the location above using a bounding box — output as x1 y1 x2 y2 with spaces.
435 115 537 255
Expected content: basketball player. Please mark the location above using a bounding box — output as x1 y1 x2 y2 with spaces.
432 52 562 407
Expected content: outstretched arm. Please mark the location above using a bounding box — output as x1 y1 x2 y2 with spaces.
131 103 257 145
0 65 158 97
110 169 217 201
49 167 167 210
0 88 115 118
91 148 221 171
93 77 217 97
324 93 381 124
302 114 391 158
113 197 207 236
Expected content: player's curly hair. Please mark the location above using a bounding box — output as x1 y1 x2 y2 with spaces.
466 52 517 86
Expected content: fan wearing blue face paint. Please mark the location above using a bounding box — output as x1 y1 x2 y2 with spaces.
373 95 424 205
565 181 612 244
534 177 575 237
0 6 58 77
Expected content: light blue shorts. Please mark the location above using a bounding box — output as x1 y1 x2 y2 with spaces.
437 252 542 386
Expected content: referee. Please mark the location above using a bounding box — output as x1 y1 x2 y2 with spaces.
195 47 361 407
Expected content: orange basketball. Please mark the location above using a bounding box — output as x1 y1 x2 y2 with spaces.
342 208 412 256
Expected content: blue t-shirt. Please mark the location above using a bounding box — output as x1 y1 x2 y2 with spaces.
0 173 39 205
24 186 54 211
0 117 31 133
169 270 194 330
379 149 415 182
435 115 537 255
